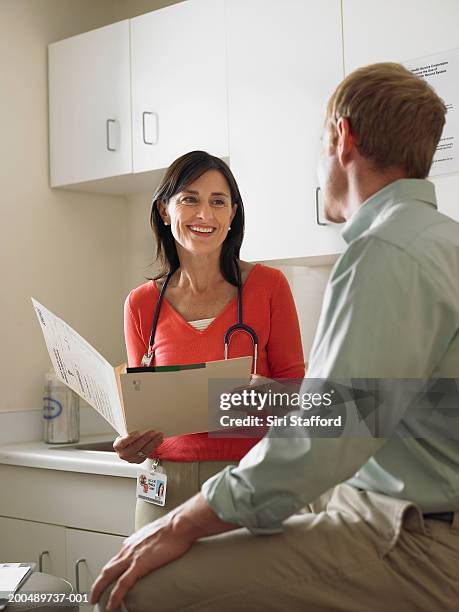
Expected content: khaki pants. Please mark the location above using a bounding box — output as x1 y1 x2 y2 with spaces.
135 460 236 530
98 483 459 611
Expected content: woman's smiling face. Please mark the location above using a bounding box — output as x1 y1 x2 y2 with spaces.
159 169 237 256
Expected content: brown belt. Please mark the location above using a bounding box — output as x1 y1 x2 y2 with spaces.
423 512 454 524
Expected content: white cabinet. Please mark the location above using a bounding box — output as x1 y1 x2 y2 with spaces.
342 0 459 222
49 0 228 188
0 516 125 610
430 174 459 222
49 20 132 187
66 529 125 594
226 0 346 261
0 516 66 578
131 0 228 173
343 0 459 73
0 463 135 598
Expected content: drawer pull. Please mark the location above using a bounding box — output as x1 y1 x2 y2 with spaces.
75 557 86 593
38 550 49 573
315 186 328 226
106 119 116 151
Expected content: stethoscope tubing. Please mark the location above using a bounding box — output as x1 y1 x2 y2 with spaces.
144 263 259 373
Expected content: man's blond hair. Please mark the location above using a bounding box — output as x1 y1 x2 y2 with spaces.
326 62 447 178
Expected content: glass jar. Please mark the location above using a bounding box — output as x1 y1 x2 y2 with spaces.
43 372 80 444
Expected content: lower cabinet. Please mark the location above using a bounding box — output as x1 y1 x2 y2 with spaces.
0 515 125 586
0 515 126 608
0 463 135 608
65 528 125 594
0 516 66 578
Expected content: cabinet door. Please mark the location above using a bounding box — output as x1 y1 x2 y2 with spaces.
226 0 346 261
49 20 132 187
65 528 125 594
0 516 66 578
343 0 459 222
131 0 228 173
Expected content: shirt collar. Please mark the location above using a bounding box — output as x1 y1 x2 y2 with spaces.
341 179 438 244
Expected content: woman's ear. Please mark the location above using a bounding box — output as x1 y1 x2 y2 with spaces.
157 200 170 225
230 203 238 225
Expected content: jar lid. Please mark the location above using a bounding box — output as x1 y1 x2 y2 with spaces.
45 370 65 385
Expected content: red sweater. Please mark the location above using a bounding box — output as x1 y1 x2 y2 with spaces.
124 264 305 461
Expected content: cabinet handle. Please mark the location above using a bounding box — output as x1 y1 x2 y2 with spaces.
106 119 116 152
315 186 328 226
38 550 49 573
75 558 86 593
142 111 159 145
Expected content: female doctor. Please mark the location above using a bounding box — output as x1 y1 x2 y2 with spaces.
113 150 305 529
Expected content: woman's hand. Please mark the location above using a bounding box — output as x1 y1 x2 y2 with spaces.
229 375 276 403
113 430 164 463
227 375 300 416
249 374 275 387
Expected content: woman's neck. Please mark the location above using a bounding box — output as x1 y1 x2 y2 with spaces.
173 250 226 294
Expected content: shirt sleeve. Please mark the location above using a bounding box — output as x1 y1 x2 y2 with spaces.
266 271 305 378
124 292 147 368
202 236 452 532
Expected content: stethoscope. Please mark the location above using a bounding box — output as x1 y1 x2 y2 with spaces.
141 264 259 373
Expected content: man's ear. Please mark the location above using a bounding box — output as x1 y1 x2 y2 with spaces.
336 117 354 165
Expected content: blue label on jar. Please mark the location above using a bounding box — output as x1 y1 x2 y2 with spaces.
43 396 63 420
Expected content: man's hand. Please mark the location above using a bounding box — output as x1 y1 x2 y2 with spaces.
90 493 237 610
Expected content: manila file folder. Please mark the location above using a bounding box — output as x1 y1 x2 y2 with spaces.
32 298 251 437
119 358 251 436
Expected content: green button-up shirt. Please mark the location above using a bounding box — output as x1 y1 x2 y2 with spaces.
202 179 459 532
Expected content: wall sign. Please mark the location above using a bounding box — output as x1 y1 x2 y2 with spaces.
404 47 459 177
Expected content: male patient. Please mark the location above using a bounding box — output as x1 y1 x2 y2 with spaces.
92 63 459 611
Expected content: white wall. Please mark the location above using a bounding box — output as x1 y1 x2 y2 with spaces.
0 0 130 413
123 193 161 295
276 265 332 362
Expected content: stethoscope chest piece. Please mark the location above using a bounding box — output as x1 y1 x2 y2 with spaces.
142 265 259 374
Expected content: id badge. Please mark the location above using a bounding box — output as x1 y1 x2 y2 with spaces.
136 461 167 506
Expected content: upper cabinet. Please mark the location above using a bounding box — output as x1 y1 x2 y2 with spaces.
343 0 459 222
130 0 228 173
48 20 132 187
48 0 346 260
226 0 346 260
51 1 459 257
343 0 459 73
49 0 228 189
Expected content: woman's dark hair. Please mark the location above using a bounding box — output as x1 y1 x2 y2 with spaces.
150 150 245 286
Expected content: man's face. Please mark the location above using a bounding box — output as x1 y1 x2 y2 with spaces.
317 125 347 224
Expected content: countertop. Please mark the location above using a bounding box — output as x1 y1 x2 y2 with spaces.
0 435 141 479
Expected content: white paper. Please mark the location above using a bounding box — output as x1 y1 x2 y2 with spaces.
404 47 459 176
32 298 127 435
0 566 29 593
